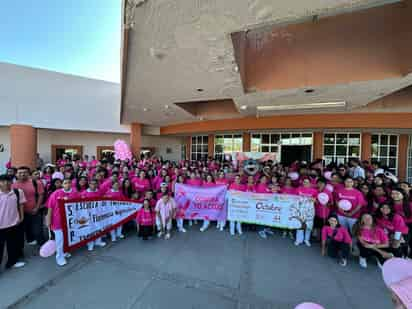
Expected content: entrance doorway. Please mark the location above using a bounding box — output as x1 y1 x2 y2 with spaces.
51 145 83 163
281 145 312 166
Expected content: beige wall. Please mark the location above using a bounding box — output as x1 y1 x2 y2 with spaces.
0 127 10 173
37 129 184 164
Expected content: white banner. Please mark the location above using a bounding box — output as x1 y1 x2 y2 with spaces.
227 191 314 229
61 199 142 251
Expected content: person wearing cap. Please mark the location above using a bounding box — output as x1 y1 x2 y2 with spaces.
155 192 176 240
0 174 27 269
382 258 412 309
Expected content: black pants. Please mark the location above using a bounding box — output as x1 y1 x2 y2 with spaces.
407 223 412 258
23 212 45 244
0 225 21 268
327 239 350 259
358 243 399 264
138 225 153 240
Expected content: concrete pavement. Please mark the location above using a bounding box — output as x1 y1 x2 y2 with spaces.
0 227 392 309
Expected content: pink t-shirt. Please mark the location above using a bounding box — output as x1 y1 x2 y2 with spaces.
104 190 125 199
0 189 26 229
280 186 297 195
81 189 101 199
136 208 155 226
393 201 412 224
336 188 365 218
186 178 203 186
202 182 216 187
229 183 246 192
255 183 271 194
296 187 318 199
321 226 352 244
246 183 256 192
133 178 151 193
12 179 44 212
359 227 389 245
215 178 229 187
155 198 176 225
46 189 80 231
376 214 409 235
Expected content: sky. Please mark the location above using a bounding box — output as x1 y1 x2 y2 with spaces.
0 1 121 83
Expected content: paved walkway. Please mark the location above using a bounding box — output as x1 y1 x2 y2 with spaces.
0 227 392 309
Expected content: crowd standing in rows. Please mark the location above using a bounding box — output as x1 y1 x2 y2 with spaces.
1 153 412 271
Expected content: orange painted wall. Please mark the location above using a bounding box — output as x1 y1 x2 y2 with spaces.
160 113 412 135
243 133 251 152
398 134 409 181
312 132 323 160
10 125 37 170
208 134 214 158
130 123 142 156
361 133 372 161
243 1 409 92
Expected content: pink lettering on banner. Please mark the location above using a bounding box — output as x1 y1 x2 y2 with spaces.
175 184 227 221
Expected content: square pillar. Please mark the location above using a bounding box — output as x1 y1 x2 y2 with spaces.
312 131 323 160
361 132 371 161
130 123 142 158
398 134 408 181
208 134 214 158
243 132 251 152
10 124 37 170
186 136 191 161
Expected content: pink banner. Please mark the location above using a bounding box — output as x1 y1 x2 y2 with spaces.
174 184 227 221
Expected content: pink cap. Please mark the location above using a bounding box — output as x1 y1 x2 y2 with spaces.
295 303 325 309
382 258 412 308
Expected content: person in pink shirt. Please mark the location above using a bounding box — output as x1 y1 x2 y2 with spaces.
245 175 256 192
75 176 88 193
81 179 106 251
280 177 297 195
0 174 26 269
370 185 388 214
390 188 412 258
336 177 365 233
215 171 229 187
295 178 318 247
153 169 168 191
354 213 394 268
228 175 246 236
199 174 216 232
136 199 155 240
46 179 80 266
155 193 177 240
314 177 334 235
255 175 270 194
105 182 126 242
321 214 352 267
174 176 189 233
376 203 408 258
186 172 203 186
122 178 135 199
133 171 151 194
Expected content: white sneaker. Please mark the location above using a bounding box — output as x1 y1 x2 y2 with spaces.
27 240 37 246
339 258 347 267
259 231 267 239
111 238 117 242
119 234 125 239
57 258 67 267
359 257 368 269
64 253 71 258
12 262 26 268
157 232 163 238
179 228 187 233
219 226 224 232
165 233 171 240
188 220 193 227
95 241 106 247
304 240 311 247
230 231 235 236
87 246 94 252
200 226 209 232
294 241 302 246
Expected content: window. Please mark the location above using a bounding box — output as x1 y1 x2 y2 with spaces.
214 134 242 161
251 132 312 152
371 134 398 175
323 133 361 165
191 135 208 161
407 136 412 183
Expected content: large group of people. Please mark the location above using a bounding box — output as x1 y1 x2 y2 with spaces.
1 153 412 275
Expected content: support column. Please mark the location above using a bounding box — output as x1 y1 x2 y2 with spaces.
10 124 37 170
361 132 372 161
312 131 323 160
398 134 408 181
130 123 142 158
208 134 214 158
243 132 251 152
186 136 191 161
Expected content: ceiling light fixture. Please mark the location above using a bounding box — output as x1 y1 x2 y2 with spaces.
240 105 248 110
164 105 169 109
256 101 346 111
197 88 204 92
143 107 148 112
304 89 315 93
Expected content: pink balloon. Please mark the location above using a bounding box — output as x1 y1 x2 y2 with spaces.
295 303 325 309
39 240 56 258
338 199 352 211
288 172 299 181
325 184 334 192
324 171 332 181
382 258 412 287
317 192 329 205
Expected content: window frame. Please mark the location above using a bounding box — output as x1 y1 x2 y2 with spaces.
323 132 361 165
371 133 399 175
